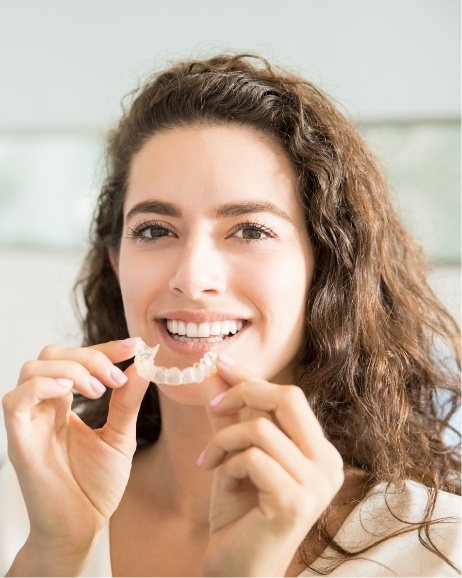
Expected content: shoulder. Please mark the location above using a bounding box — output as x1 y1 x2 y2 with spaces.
299 481 461 577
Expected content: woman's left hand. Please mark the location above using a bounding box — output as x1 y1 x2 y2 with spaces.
199 356 344 577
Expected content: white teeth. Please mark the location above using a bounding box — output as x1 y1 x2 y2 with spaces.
197 322 210 338
186 322 198 337
210 321 221 335
166 318 245 339
134 341 218 385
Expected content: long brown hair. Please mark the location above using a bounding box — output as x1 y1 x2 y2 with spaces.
74 53 460 572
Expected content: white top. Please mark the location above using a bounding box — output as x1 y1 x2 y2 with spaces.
0 458 460 577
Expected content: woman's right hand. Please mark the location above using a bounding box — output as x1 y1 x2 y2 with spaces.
2 337 149 575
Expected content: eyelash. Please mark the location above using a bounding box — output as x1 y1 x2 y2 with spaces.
126 220 175 243
229 220 276 243
126 219 276 244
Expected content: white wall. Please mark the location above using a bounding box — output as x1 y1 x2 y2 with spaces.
0 0 460 131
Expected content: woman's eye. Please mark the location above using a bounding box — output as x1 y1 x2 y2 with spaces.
142 226 171 239
233 225 272 241
127 222 176 242
239 227 264 240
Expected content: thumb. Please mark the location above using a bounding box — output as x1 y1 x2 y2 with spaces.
215 352 255 385
201 353 255 433
102 363 151 449
201 369 236 433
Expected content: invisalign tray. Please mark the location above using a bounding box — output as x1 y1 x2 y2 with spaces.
134 341 218 385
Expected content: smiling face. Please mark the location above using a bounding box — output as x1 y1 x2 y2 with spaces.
113 124 314 391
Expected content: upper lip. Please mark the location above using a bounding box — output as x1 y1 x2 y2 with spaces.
157 310 249 323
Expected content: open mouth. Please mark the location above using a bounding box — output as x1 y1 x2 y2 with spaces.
164 319 246 343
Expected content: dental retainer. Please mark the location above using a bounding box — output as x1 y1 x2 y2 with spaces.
134 341 218 385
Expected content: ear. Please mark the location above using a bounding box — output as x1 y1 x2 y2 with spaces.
108 248 120 280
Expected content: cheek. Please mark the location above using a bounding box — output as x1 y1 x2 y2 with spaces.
251 244 313 306
117 251 162 325
239 247 312 330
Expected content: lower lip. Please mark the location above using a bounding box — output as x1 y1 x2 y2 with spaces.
156 320 247 358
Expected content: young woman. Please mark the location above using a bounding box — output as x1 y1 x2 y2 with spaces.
1 54 460 577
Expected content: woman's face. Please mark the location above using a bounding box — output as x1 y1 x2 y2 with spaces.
114 124 314 392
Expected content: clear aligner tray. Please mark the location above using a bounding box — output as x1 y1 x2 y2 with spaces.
134 341 218 385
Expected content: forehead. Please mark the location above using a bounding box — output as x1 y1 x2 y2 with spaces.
125 124 301 219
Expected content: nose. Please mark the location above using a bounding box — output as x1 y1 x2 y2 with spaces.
168 235 227 300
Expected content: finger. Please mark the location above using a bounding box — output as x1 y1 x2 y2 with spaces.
201 353 269 434
19 359 119 400
201 371 240 434
39 337 142 363
39 337 141 366
87 337 142 363
3 376 74 418
36 338 142 394
215 353 260 386
213 360 327 460
3 377 74 454
220 447 299 504
222 448 342 524
100 363 152 448
199 417 309 484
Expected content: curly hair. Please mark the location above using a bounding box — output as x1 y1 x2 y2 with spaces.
73 53 460 572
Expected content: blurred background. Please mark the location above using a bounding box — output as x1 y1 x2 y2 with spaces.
0 0 460 461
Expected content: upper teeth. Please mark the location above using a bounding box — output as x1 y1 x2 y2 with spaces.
166 319 244 338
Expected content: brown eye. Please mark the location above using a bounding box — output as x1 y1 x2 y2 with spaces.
143 226 170 238
241 227 263 239
232 222 274 242
128 221 177 243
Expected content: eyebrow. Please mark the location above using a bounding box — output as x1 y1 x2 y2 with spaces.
216 201 293 223
126 200 294 224
126 200 181 222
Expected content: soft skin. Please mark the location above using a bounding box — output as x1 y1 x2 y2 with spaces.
113 125 314 403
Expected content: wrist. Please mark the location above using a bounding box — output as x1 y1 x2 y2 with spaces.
6 533 97 577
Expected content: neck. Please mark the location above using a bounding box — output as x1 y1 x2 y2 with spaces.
131 391 215 525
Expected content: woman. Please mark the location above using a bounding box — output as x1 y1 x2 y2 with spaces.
1 53 460 576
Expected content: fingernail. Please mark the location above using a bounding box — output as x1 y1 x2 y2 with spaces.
111 366 128 385
210 391 226 407
122 337 141 348
196 449 206 466
56 378 73 389
89 376 106 395
218 353 236 367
